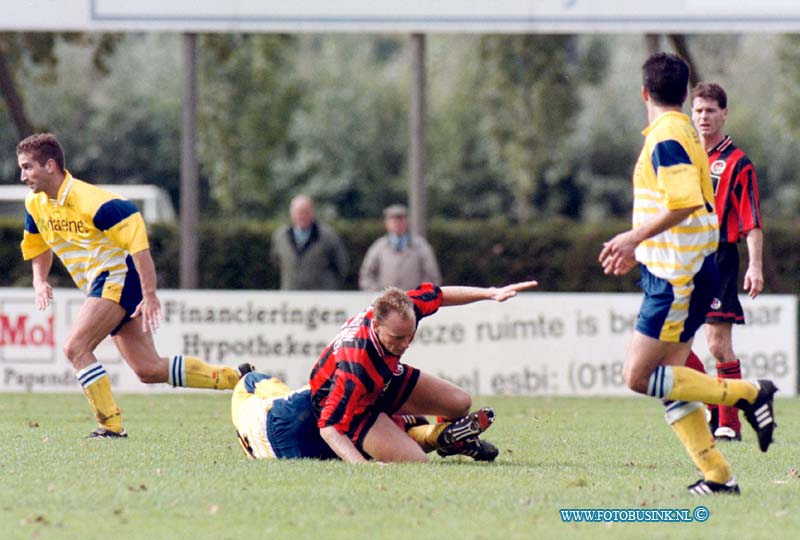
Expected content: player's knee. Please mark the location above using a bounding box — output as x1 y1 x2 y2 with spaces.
622 364 647 394
62 339 90 366
131 365 162 384
707 339 729 361
450 389 471 417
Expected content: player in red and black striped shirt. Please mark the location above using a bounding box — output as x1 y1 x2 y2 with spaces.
690 82 764 441
309 280 538 463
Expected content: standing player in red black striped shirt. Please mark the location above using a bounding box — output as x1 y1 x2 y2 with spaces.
690 82 764 441
309 280 538 463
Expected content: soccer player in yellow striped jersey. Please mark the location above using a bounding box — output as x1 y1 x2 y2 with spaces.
17 133 251 439
598 54 777 495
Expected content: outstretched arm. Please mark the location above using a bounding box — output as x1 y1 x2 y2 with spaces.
440 280 538 307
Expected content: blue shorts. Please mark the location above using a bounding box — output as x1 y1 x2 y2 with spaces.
88 255 142 336
268 386 337 460
635 254 720 343
232 372 336 460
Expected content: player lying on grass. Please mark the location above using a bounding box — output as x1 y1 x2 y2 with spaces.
231 372 498 462
309 281 538 463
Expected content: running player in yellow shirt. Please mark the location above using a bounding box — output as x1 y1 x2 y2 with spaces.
17 133 251 439
599 53 776 495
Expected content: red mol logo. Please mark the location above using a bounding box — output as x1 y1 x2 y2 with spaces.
0 314 55 346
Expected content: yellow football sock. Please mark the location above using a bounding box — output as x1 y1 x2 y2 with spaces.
670 407 731 484
407 423 450 453
171 355 240 390
667 366 757 406
83 374 124 433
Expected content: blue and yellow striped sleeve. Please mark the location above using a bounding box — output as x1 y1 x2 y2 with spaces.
20 211 50 261
651 139 703 210
93 199 150 254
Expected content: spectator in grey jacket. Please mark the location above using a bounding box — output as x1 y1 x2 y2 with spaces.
359 204 442 291
271 195 349 290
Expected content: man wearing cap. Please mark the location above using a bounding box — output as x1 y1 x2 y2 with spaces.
358 203 442 291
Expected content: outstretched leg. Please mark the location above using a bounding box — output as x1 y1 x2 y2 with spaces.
113 321 242 389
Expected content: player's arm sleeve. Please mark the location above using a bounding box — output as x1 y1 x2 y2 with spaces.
21 211 51 261
406 282 443 321
93 199 150 254
651 139 705 210
317 358 370 434
737 160 762 234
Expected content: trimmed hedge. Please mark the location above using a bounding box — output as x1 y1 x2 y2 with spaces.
2 217 798 293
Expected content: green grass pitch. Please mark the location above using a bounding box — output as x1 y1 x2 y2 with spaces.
2 393 797 540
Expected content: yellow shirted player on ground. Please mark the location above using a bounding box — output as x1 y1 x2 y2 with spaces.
17 132 252 439
231 371 498 461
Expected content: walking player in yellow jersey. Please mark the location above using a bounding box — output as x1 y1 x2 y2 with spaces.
598 53 777 495
17 133 251 438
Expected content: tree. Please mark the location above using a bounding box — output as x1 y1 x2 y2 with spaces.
269 35 410 219
0 32 119 140
425 36 513 219
5 34 188 213
478 35 607 223
644 34 703 85
772 35 800 215
196 33 301 219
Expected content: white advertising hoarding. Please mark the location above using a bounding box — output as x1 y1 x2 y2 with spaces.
2 1 800 32
1 288 795 396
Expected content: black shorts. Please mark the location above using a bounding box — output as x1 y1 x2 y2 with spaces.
706 242 745 325
354 363 421 453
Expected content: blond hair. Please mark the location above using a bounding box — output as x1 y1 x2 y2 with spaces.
372 287 414 323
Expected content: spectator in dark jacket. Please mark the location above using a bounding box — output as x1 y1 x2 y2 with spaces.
271 195 349 290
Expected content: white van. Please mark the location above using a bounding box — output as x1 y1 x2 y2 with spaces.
0 184 176 223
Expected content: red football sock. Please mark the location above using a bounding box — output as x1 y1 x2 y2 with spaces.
716 360 742 433
684 350 706 373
